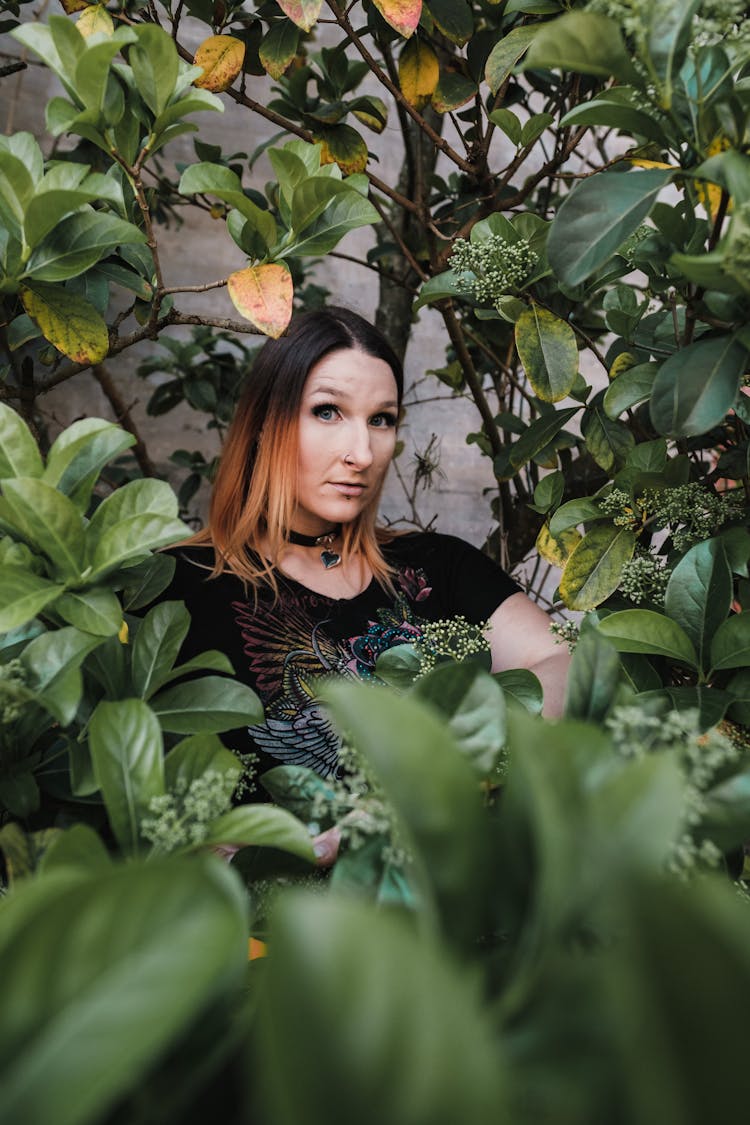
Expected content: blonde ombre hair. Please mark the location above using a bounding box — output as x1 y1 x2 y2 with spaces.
189 307 404 599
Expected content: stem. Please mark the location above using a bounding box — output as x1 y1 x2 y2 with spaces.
440 304 503 460
91 364 158 478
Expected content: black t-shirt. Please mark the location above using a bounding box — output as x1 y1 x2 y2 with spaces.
160 532 519 783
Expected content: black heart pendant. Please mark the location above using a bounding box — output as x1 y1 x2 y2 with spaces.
320 549 342 569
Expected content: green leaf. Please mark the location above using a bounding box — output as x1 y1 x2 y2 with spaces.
39 823 112 875
260 765 337 825
560 524 636 611
279 186 379 259
129 24 179 117
710 613 750 672
259 20 300 80
531 470 564 515
549 497 606 536
289 176 351 236
0 402 43 479
521 111 554 147
54 587 123 638
0 857 247 1125
597 609 698 667
564 630 621 723
258 896 505 1125
603 362 658 418
414 664 506 776
89 698 165 852
647 0 702 89
163 732 241 791
489 108 522 145
649 335 748 438
43 418 135 509
428 0 473 46
21 630 102 724
0 570 66 632
201 805 315 861
523 11 641 83
149 675 264 733
664 539 731 671
324 683 489 949
151 87 224 135
509 407 578 470
178 162 277 250
0 149 35 236
374 642 420 689
1 478 84 578
131 600 189 699
431 72 477 114
548 169 672 287
580 399 635 472
25 212 146 283
84 479 186 578
119 554 176 612
74 39 128 117
0 776 39 819
560 94 669 146
413 269 476 311
515 304 578 403
494 668 543 713
484 25 539 95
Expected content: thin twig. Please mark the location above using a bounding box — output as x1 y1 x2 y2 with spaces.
91 365 159 477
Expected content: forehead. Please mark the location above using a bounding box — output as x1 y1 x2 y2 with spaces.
303 348 398 401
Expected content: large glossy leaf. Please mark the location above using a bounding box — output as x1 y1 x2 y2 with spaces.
163 732 241 790
564 630 621 723
119 553 176 612
281 187 379 258
710 613 750 672
259 895 505 1125
89 698 165 852
549 497 605 537
413 663 506 776
484 25 538 94
129 23 179 116
25 211 146 283
580 399 634 472
0 857 247 1125
509 407 578 471
202 805 315 860
54 587 122 638
0 402 43 479
1 477 84 577
131 600 190 700
149 675 264 733
561 94 669 146
649 335 748 438
560 524 636 611
647 0 701 88
493 668 543 714
178 163 276 249
0 569 65 632
548 169 672 286
43 418 135 508
374 642 420 689
515 304 578 403
597 609 698 667
324 682 489 949
522 10 641 83
84 479 186 575
664 539 731 671
21 626 102 725
603 362 658 419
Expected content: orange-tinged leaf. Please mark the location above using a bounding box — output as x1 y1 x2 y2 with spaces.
398 37 439 110
276 0 322 32
194 35 246 92
228 264 293 339
20 283 108 365
248 937 268 960
76 4 114 37
317 124 369 175
60 0 91 13
372 0 422 39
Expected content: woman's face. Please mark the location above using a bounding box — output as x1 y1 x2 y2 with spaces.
293 347 399 536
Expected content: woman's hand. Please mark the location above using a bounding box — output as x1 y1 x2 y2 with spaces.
312 824 341 867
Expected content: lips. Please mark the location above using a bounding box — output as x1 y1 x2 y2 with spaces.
329 482 366 497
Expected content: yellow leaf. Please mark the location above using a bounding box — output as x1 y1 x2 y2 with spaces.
76 4 114 38
276 0 322 33
609 351 637 380
248 937 268 960
627 157 674 170
536 523 581 569
194 35 246 93
118 620 129 645
20 283 108 365
228 264 293 339
696 135 732 220
398 37 439 110
60 0 91 13
373 0 422 39
317 124 368 175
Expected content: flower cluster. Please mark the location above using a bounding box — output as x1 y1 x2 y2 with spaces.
586 0 750 48
0 659 31 725
550 619 580 652
415 615 490 677
140 768 240 853
619 551 671 605
642 483 744 551
449 234 538 308
606 706 741 877
597 487 643 529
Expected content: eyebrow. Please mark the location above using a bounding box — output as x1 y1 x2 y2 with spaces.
307 381 398 409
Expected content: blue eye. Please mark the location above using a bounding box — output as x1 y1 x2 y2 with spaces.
371 412 397 428
312 404 339 421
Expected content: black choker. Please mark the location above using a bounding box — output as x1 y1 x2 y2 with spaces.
287 526 342 569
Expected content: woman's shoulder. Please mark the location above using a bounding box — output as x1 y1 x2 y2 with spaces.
381 529 480 564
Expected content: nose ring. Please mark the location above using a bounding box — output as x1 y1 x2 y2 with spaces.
343 452 354 465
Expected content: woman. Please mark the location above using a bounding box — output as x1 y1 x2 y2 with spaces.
164 307 569 860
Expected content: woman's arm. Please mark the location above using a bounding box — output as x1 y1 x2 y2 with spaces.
485 591 571 718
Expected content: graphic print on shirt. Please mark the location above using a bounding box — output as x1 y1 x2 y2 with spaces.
231 566 432 777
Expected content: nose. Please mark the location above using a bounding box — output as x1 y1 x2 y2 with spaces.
342 422 374 470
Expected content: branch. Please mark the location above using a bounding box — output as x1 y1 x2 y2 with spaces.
439 303 503 460
91 364 159 478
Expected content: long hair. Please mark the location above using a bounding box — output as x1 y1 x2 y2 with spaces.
190 306 404 596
